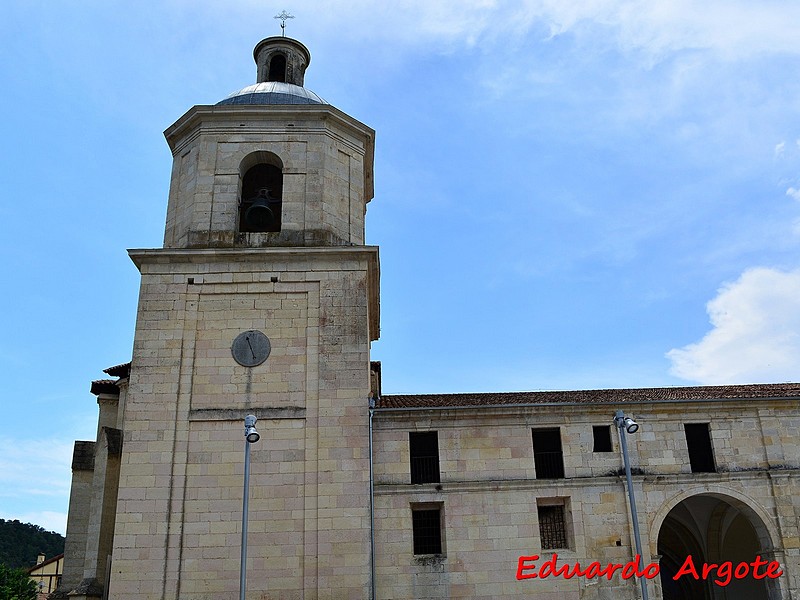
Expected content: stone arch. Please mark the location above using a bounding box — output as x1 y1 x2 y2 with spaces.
653 489 781 600
239 150 284 174
649 486 779 557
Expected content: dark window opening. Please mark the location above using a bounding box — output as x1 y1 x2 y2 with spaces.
240 164 283 233
538 504 568 550
409 431 440 484
267 54 287 82
532 428 564 479
685 423 715 473
412 507 442 555
593 425 613 452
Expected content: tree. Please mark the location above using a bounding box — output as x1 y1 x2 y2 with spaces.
0 519 64 569
0 563 36 600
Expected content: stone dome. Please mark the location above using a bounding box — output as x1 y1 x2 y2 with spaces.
217 81 326 106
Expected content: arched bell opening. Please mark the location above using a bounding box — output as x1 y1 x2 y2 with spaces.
656 494 778 600
267 53 287 83
239 153 283 233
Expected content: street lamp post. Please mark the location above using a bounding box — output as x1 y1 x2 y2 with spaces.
240 415 260 600
614 410 649 600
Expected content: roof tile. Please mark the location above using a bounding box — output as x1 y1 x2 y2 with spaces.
376 383 800 409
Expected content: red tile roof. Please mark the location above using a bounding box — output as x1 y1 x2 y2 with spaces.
90 379 119 396
376 383 800 409
103 362 131 378
26 553 64 573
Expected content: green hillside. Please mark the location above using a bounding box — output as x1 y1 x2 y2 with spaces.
0 520 65 569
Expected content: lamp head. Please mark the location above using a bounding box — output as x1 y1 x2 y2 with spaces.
244 415 260 443
614 411 640 434
624 417 639 434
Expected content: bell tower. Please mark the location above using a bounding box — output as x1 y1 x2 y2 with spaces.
109 36 379 599
162 35 374 249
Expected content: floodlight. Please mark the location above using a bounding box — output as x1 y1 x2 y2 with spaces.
244 415 260 443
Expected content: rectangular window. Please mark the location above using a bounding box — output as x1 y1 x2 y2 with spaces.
537 500 569 550
592 425 613 452
685 423 715 473
412 505 443 555
409 431 440 484
532 428 565 479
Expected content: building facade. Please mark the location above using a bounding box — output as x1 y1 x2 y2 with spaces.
57 36 799 600
372 387 800 599
29 553 64 598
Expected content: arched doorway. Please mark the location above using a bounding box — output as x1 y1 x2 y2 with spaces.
657 493 778 600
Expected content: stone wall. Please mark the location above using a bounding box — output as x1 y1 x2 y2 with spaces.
372 401 800 599
108 246 378 599
162 107 374 250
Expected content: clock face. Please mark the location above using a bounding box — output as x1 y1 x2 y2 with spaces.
231 330 272 367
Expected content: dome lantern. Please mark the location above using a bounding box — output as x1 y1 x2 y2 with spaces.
253 36 311 86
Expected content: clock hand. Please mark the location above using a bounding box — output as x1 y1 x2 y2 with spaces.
246 336 256 359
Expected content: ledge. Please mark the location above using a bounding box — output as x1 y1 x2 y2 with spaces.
128 245 380 341
374 468 799 495
189 407 306 421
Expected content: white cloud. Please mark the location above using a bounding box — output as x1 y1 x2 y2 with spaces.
0 437 73 532
775 142 785 157
595 1 800 59
667 268 800 384
787 187 800 202
301 1 800 61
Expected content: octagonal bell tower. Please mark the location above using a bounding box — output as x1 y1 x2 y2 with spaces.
163 36 375 248
110 36 380 600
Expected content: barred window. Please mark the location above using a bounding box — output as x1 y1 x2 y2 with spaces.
532 428 565 479
410 431 440 484
412 506 443 555
538 504 568 550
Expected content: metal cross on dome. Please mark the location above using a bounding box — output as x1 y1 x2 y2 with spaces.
274 10 295 36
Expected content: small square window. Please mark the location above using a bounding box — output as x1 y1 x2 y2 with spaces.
537 500 570 550
592 425 613 452
412 504 443 555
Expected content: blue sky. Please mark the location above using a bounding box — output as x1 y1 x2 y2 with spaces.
2 1 800 535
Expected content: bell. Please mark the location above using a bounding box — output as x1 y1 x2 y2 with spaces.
244 188 275 230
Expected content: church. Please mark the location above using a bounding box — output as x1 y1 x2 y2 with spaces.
55 34 799 600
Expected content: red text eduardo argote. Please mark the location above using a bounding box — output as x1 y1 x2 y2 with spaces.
516 554 783 587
